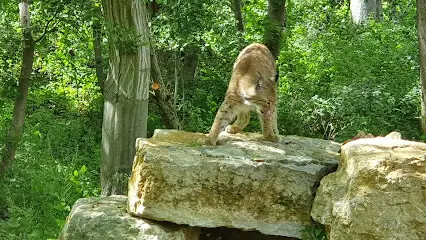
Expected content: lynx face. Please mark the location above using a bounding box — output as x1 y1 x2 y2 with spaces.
202 43 279 146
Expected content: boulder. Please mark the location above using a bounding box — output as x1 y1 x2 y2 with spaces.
311 137 426 240
128 129 340 238
59 195 199 240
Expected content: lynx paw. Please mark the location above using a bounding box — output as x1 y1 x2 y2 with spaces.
262 134 280 143
196 137 217 146
225 125 241 134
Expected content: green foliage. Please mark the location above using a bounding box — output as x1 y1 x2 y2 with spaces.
243 0 268 42
301 223 328 240
0 107 101 239
106 23 149 54
0 108 101 239
149 0 248 131
0 0 102 239
0 0 423 238
277 0 420 141
151 0 420 142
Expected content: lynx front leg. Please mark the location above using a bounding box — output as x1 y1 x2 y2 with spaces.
206 100 238 145
226 110 250 134
259 104 279 142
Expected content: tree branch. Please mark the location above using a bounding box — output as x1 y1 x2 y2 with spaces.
34 17 58 43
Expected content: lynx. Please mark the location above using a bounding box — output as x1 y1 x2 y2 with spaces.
203 43 279 145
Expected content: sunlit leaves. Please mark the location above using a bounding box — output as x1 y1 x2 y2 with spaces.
278 0 419 140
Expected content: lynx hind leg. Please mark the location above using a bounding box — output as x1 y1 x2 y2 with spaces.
206 100 238 145
226 109 250 134
259 104 279 142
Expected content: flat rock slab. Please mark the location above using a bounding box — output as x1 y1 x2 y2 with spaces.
311 137 426 240
59 195 199 240
128 129 340 238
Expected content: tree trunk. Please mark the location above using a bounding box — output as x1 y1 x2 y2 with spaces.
388 0 398 21
231 0 244 32
92 10 104 92
101 0 150 196
417 0 426 133
350 0 382 24
147 0 160 18
150 90 182 129
329 0 345 8
150 49 182 129
0 1 34 176
181 50 198 85
263 0 286 60
174 52 179 106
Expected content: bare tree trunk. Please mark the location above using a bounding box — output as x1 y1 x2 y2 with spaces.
231 0 244 32
147 0 160 18
181 50 198 85
92 9 104 92
150 49 182 129
0 1 34 176
417 0 426 133
101 0 150 196
174 52 179 106
350 0 382 24
180 49 198 126
375 0 383 20
264 0 286 60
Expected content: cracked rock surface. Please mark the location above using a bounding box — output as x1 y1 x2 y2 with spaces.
128 129 340 238
311 137 426 240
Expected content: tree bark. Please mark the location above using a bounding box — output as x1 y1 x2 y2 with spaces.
174 52 179 106
417 0 426 133
231 0 244 32
263 0 286 60
101 0 150 196
147 0 161 18
0 1 34 176
150 49 182 129
181 50 198 85
92 11 105 92
350 0 382 24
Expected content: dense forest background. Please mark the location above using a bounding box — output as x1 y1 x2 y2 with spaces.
0 0 422 239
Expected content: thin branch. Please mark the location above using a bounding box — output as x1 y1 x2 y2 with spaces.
34 17 58 43
34 5 63 44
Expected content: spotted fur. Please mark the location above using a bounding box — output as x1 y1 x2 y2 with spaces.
204 43 279 145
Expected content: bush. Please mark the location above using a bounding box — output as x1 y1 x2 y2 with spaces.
0 107 101 239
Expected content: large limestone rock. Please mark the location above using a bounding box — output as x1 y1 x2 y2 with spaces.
60 195 199 240
128 129 340 238
311 137 426 240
